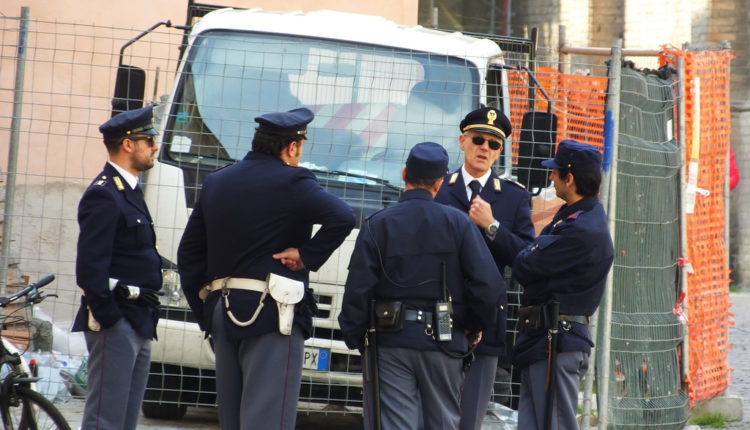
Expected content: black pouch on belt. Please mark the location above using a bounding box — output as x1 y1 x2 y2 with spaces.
375 301 405 332
518 305 546 336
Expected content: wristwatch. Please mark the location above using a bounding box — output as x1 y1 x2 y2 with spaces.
486 220 500 240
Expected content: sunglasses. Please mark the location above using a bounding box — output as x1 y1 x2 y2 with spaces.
471 135 502 151
129 135 156 147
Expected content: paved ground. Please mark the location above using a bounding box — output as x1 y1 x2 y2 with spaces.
721 291 750 430
53 293 750 429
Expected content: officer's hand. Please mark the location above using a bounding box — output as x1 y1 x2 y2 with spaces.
468 196 494 230
137 289 165 307
113 283 164 307
466 330 482 345
273 248 306 271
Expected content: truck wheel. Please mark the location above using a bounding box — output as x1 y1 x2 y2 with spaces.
141 402 188 420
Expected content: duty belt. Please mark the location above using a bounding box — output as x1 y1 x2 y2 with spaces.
518 304 589 334
404 309 433 323
558 314 589 324
199 277 267 301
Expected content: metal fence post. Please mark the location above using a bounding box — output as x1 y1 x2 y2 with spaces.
596 37 622 429
677 56 690 383
0 6 30 296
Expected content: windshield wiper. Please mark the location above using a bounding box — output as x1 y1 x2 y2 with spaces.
310 169 402 192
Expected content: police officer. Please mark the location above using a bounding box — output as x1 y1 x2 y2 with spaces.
177 107 355 430
512 139 614 430
339 142 502 430
74 105 163 430
435 106 535 430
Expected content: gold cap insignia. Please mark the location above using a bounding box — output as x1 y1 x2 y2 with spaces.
487 110 497 125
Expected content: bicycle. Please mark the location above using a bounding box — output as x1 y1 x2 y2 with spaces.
0 273 70 430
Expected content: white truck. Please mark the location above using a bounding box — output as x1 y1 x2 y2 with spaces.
111 5 552 419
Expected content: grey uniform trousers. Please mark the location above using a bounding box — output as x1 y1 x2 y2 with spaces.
364 346 463 430
459 353 498 430
82 318 152 430
518 350 589 430
211 300 304 430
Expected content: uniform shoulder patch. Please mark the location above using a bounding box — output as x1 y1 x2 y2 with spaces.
502 177 526 190
112 176 125 191
449 172 459 185
93 175 110 187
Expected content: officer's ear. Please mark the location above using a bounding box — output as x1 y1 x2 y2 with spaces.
431 177 444 194
120 137 136 154
280 139 302 165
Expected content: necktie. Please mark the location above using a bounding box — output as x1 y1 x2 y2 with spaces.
469 180 481 202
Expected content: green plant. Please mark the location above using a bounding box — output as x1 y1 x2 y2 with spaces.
691 412 726 428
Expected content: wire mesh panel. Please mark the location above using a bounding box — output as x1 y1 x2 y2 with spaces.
606 64 689 429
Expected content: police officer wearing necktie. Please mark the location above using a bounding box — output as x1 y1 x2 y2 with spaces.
177 107 356 430
512 139 614 430
74 105 163 430
339 142 502 430
435 107 535 430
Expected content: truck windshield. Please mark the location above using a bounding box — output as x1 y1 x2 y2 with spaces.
162 30 479 187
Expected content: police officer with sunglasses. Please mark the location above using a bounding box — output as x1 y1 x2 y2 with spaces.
74 105 163 430
435 106 536 430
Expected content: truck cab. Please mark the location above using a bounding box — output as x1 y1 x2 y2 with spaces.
116 7 548 419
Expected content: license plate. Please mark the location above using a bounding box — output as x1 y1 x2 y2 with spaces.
303 347 330 371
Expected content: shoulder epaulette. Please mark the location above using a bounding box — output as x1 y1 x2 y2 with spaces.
366 206 388 221
112 176 125 191
449 172 459 185
502 177 526 190
213 162 235 172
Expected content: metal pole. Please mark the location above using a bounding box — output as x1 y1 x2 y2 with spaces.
596 38 623 430
560 44 660 57
1 7 30 295
677 56 690 382
558 25 567 74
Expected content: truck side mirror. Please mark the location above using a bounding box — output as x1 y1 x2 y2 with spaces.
514 110 557 193
111 65 146 117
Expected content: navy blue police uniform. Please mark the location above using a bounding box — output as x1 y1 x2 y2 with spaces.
511 140 614 430
74 105 163 430
435 107 535 430
177 107 356 430
339 142 503 430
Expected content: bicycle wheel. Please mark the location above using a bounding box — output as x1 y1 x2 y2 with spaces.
2 386 70 430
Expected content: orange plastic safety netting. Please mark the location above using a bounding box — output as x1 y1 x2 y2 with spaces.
507 66 608 155
507 67 608 228
660 46 735 405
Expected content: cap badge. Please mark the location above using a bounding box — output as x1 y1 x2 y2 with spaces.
487 110 497 125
